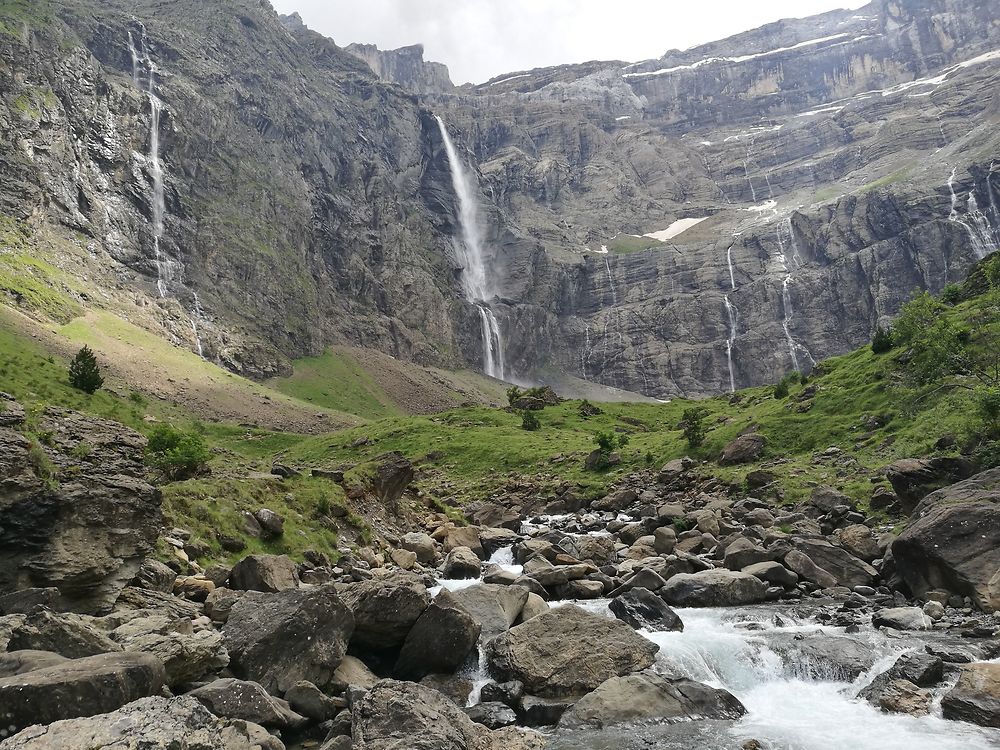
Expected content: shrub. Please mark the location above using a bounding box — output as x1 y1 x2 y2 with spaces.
506 386 523 407
520 409 540 431
68 345 103 393
594 430 617 453
977 388 1000 438
681 407 709 448
146 423 212 480
774 380 790 399
871 325 894 354
941 283 963 305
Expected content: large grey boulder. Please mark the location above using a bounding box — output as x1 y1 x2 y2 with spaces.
784 549 838 588
660 570 767 607
886 457 976 512
559 671 745 728
871 607 933 631
228 554 299 592
449 583 530 641
941 663 1000 728
486 605 659 697
353 679 544 750
4 610 119 658
109 613 229 687
0 695 283 749
0 652 165 735
769 632 876 680
0 411 161 615
792 539 877 588
189 677 307 729
395 588 480 680
337 571 430 651
0 650 69 677
608 588 683 632
719 434 765 465
891 468 1000 611
443 546 482 579
223 584 354 694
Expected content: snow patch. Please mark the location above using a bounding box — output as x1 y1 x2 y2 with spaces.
487 73 531 87
643 217 710 241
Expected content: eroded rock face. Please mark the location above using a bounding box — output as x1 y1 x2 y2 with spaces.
223 584 354 694
337 572 430 651
892 468 1000 611
0 695 283 749
0 409 161 614
486 604 659 697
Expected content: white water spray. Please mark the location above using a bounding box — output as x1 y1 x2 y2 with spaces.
604 255 618 306
776 220 815 372
435 116 505 380
723 243 738 392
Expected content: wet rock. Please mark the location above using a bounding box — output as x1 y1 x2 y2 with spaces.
395 588 480 680
189 677 307 728
223 584 354 694
868 679 933 716
941 662 1000 728
609 587 683 631
486 604 659 697
660 570 767 607
872 607 933 631
769 632 876 680
449 583 530 640
518 694 576 727
0 695 283 748
559 671 746 728
482 680 525 707
0 652 165 735
228 554 299 593
465 701 519 729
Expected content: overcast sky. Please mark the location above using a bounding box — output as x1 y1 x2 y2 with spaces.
271 0 872 84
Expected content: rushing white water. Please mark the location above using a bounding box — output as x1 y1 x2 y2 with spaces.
775 220 815 372
435 116 505 380
948 167 999 261
722 243 738 393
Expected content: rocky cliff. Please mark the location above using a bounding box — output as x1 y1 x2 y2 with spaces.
1 0 998 396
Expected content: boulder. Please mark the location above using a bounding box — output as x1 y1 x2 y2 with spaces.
783 549 838 588
373 452 414 507
941 663 1000 728
793 539 877 588
768 632 876 680
395 589 481 680
0 695 282 749
465 701 518 729
253 508 284 539
891 468 1000 611
886 457 977 512
865 679 933 716
109 613 229 686
353 679 544 750
809 486 853 515
837 524 880 563
5 609 119 658
441 525 485 558
660 570 767 607
609 588 683 632
332 654 378 690
189 677 307 728
0 412 161 614
652 526 677 555
723 538 770 570
228 554 299 593
285 680 343 721
223 584 354 694
719 434 766 465
132 558 177 592
401 532 438 563
486 604 659 697
517 593 549 623
568 534 617 565
443 546 482 579
337 572 430 651
0 652 165 734
0 650 68 677
860 651 944 712
449 583 530 641
559 671 745 728
742 561 798 588
872 607 933 631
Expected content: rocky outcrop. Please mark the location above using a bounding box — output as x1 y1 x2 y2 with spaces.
0 408 161 614
891 468 1000 611
394 589 481 680
941 663 1000 728
660 570 767 607
336 572 430 651
341 42 455 95
0 695 283 749
188 678 307 729
486 605 659 697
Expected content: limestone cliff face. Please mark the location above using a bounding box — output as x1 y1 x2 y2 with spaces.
1 0 998 397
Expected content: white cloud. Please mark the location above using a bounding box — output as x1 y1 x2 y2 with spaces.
271 0 872 84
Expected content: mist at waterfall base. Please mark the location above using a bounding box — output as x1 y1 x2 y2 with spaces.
430 543 1000 750
435 116 507 381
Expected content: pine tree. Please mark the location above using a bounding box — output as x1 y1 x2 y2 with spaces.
68 346 103 394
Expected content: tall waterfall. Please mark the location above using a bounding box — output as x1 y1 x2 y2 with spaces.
776 219 815 373
948 167 999 261
128 28 206 357
722 243 738 393
434 116 505 380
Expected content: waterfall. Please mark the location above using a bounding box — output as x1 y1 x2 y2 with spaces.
604 256 618 306
723 294 738 393
128 28 206 358
435 116 505 380
743 159 758 203
775 221 815 372
581 323 591 380
948 167 998 261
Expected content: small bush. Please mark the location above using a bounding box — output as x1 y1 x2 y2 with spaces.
520 409 540 431
977 388 1000 438
506 386 523 407
774 380 790 399
672 518 693 533
681 407 709 448
146 423 212 481
68 345 103 394
871 325 894 354
941 283 963 305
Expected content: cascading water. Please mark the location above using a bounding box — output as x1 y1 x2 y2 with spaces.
948 167 999 261
128 28 206 357
604 256 618 306
723 244 738 393
435 116 505 380
775 220 815 373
